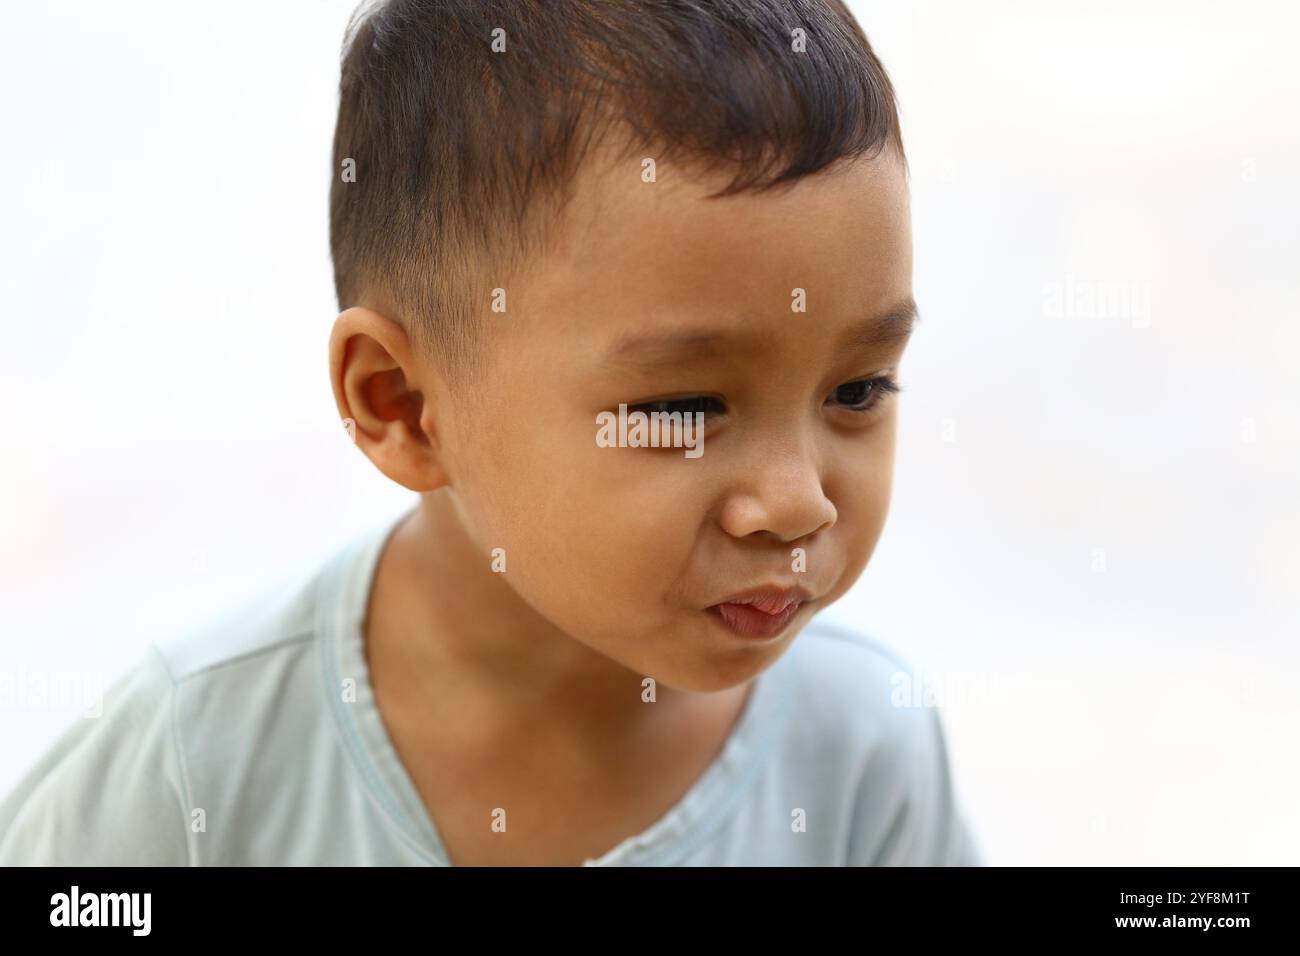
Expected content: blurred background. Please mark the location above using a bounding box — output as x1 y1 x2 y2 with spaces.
1 0 1296 864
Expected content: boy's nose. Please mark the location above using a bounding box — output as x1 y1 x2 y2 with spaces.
717 441 838 543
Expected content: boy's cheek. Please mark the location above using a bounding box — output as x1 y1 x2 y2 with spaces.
510 508 689 622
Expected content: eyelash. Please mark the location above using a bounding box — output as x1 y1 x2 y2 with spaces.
628 376 901 419
828 375 901 413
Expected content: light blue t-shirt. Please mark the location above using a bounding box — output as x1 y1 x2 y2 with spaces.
0 508 983 866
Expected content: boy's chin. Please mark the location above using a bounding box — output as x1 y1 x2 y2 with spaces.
626 609 805 694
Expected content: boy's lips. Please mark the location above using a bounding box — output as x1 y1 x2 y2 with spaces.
706 585 814 639
710 585 813 614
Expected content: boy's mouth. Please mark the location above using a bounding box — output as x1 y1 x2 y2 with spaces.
706 585 811 640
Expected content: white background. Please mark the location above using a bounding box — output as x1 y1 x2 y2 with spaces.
1 0 1296 864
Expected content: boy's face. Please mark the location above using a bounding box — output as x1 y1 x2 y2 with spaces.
419 148 913 692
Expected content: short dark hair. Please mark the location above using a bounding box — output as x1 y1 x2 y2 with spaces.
329 0 905 385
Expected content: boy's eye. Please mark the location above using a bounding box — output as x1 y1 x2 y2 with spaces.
828 375 901 413
624 378 900 420
627 396 727 419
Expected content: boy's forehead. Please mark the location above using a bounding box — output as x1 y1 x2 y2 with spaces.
554 145 908 255
525 149 912 348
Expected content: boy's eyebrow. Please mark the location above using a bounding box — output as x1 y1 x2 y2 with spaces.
601 298 918 371
841 298 919 350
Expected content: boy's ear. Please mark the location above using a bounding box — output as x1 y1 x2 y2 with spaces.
329 306 451 492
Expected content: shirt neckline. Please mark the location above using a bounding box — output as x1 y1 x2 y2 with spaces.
317 505 796 866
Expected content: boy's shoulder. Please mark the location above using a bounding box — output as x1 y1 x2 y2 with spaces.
787 615 940 744
153 548 325 683
780 616 983 866
0 643 192 864
0 539 347 865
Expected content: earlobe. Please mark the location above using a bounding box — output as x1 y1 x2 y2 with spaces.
328 306 452 493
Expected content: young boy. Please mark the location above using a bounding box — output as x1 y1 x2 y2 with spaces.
0 0 981 866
